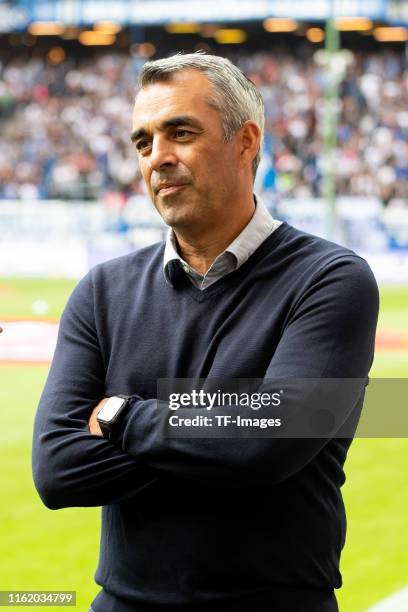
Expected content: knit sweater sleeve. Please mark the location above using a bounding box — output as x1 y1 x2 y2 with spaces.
32 272 158 509
111 255 379 486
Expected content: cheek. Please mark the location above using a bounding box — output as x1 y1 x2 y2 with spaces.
204 152 236 186
192 150 225 182
139 163 152 190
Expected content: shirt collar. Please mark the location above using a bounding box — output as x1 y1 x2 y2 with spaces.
224 195 278 268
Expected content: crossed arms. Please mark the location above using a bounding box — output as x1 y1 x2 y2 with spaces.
32 255 379 509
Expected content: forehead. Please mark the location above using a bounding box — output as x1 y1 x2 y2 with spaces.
132 70 221 130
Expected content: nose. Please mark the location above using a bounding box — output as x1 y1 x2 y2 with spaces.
149 135 178 171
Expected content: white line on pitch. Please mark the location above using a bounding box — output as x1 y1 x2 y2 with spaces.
365 587 408 612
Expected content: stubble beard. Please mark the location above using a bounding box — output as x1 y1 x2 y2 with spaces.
154 189 202 230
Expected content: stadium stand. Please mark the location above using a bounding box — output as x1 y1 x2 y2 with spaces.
1 47 407 207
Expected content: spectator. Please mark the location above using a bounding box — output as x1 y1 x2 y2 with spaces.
0 48 407 207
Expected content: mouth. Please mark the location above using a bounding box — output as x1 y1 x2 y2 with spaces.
156 184 188 197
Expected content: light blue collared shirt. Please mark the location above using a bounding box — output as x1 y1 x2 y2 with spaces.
163 196 282 290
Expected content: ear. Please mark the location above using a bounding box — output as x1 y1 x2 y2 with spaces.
239 121 261 171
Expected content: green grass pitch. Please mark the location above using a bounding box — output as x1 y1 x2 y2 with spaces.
0 278 407 611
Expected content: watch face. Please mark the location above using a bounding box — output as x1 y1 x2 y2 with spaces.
98 397 125 423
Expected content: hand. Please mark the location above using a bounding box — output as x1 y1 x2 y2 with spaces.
88 397 109 436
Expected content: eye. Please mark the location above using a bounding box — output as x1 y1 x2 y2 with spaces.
174 129 192 139
135 139 151 153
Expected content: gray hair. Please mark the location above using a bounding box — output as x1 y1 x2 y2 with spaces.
137 52 265 179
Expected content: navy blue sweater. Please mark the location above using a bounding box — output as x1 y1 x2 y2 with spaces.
32 223 379 611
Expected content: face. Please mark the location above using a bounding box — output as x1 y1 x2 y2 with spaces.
131 70 244 233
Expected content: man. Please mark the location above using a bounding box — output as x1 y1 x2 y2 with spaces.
33 53 378 612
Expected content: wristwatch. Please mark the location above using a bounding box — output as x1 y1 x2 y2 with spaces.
97 395 131 439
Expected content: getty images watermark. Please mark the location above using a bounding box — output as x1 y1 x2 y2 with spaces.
168 388 283 410
168 388 283 430
155 378 408 438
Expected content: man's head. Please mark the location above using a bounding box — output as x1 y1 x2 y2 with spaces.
131 52 264 236
138 53 265 177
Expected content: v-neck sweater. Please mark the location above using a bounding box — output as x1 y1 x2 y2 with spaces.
33 222 379 612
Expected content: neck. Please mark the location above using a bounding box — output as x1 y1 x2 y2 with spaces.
173 196 256 275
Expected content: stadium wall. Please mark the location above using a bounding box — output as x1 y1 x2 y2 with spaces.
1 198 407 281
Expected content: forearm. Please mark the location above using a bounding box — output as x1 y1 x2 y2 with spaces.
33 395 159 509
108 383 366 487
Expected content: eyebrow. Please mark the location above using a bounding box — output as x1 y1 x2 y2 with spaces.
130 115 204 143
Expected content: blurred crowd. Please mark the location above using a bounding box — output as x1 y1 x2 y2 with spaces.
0 48 407 206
